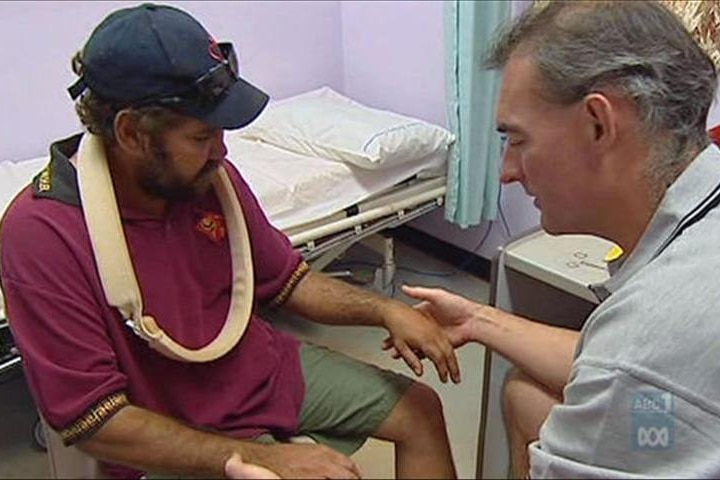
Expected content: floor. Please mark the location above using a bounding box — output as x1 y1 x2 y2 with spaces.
0 239 490 479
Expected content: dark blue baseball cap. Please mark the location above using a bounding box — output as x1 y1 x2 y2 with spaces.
68 3 269 130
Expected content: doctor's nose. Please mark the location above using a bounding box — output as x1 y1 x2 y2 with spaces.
500 150 522 185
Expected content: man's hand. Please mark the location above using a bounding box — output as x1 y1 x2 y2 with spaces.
246 443 362 479
283 270 461 384
379 298 461 384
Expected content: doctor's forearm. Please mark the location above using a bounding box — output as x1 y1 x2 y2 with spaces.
472 307 579 395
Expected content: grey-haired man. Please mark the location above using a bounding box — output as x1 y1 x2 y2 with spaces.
404 1 720 478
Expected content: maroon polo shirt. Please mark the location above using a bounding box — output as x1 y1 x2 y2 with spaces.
0 134 305 477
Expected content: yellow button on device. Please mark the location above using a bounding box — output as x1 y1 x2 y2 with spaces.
604 245 624 262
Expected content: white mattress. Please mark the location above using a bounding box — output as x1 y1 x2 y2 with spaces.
0 157 49 221
225 131 445 231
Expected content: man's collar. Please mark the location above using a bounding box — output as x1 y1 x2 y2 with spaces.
596 143 720 299
33 134 83 207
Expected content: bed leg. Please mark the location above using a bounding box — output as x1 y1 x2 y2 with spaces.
361 234 396 293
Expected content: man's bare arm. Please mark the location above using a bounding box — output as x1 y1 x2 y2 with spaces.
76 404 360 479
283 271 461 383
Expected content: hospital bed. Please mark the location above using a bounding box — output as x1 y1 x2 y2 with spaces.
228 86 452 277
226 133 448 278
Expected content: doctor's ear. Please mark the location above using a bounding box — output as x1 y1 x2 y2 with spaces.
583 92 617 147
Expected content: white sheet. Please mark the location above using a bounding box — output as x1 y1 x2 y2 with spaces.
0 157 48 220
225 131 445 231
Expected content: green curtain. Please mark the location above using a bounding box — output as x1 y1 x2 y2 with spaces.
444 0 510 227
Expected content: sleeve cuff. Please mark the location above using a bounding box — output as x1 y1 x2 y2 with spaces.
60 391 129 445
268 260 310 308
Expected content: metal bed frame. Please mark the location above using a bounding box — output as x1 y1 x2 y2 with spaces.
290 176 446 283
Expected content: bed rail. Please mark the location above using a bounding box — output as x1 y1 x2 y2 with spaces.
290 177 446 263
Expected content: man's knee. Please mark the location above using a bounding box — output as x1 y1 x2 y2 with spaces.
399 382 444 425
378 381 446 441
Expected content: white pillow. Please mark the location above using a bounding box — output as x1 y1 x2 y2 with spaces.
239 87 455 170
0 157 49 216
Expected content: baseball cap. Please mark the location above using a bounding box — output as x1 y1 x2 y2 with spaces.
68 3 269 130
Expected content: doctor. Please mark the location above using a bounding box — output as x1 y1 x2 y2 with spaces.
0 3 458 479
403 1 720 478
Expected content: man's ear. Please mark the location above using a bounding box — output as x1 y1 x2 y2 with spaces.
113 110 146 155
583 92 617 149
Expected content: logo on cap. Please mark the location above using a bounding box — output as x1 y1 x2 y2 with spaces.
208 36 224 63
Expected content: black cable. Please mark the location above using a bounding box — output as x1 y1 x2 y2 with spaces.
497 185 513 238
494 146 514 239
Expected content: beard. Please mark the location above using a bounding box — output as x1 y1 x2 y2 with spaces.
138 140 220 202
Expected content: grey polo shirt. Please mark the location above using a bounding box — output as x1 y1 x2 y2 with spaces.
529 144 720 478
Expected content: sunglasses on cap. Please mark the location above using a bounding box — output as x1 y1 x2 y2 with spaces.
69 42 240 109
151 42 239 108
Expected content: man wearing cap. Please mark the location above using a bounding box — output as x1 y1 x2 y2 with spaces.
0 3 457 479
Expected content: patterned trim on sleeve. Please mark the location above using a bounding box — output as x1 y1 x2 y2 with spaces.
60 392 129 445
269 260 310 308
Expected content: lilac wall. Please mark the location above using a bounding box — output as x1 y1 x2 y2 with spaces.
340 0 539 259
709 94 720 128
0 0 343 162
341 0 447 126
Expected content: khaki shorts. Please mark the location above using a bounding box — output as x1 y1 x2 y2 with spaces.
256 342 414 455
298 342 413 454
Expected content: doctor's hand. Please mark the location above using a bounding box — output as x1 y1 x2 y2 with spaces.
379 299 461 384
398 285 483 349
225 453 280 479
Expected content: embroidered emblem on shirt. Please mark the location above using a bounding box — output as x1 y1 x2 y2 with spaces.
38 167 51 192
196 211 227 243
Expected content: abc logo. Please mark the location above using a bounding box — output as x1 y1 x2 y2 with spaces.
636 426 670 448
